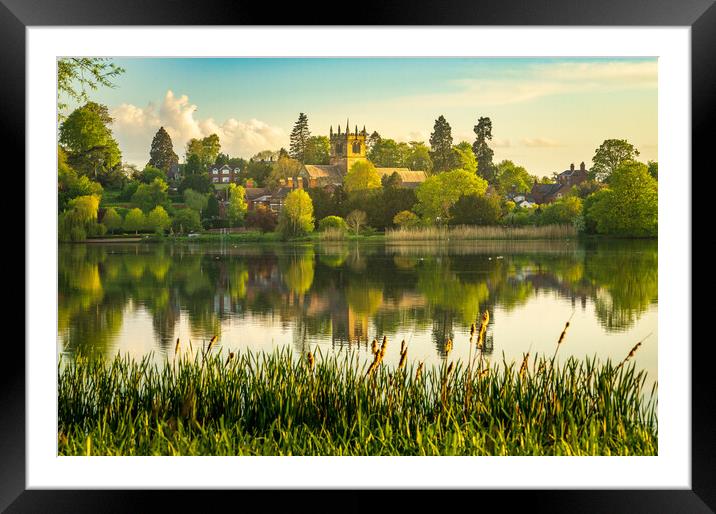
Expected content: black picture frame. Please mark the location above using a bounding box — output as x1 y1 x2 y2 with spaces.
6 0 711 511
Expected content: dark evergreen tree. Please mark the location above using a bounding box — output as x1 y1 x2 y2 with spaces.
472 117 496 182
148 127 179 173
289 113 311 163
429 115 454 172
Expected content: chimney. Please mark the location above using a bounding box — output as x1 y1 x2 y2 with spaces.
570 163 575 172
287 177 293 188
580 161 586 171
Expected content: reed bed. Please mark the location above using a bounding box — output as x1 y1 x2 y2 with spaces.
58 337 657 456
317 227 347 241
385 224 577 241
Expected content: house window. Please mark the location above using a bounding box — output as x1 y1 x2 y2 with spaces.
212 169 218 174
222 177 229 183
212 177 219 183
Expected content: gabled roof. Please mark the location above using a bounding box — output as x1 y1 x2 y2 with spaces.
302 165 343 183
245 187 269 200
375 168 427 184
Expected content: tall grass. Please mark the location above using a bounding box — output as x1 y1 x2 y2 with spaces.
386 224 577 241
58 334 657 456
317 227 347 241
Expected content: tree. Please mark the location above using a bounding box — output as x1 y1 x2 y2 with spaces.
304 136 330 165
318 216 348 232
178 173 212 194
393 210 420 228
278 189 314 238
57 58 124 120
58 195 103 241
147 206 171 235
452 141 477 175
368 139 410 167
59 102 122 179
344 160 381 193
289 113 311 163
102 207 122 234
186 134 221 168
495 160 533 196
137 165 167 184
148 127 179 173
366 131 382 153
415 169 489 223
132 178 169 213
406 142 433 173
306 187 338 224
246 204 278 232
124 208 146 234
184 154 204 176
647 160 658 180
584 160 657 236
58 146 103 212
183 189 209 216
590 139 640 182
429 115 454 172
539 196 583 225
449 193 502 226
172 209 202 234
226 183 248 226
268 156 303 189
472 117 496 182
346 210 368 235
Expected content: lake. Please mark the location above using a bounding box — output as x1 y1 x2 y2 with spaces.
57 239 657 384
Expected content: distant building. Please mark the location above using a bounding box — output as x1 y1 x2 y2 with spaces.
297 121 428 189
528 162 588 204
210 164 242 184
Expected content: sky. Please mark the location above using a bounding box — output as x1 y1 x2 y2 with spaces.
62 57 658 178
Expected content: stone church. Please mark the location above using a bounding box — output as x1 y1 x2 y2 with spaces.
297 120 427 190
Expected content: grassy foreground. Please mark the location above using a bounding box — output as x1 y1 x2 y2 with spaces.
58 340 657 456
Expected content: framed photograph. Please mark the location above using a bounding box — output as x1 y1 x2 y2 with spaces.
8 0 712 510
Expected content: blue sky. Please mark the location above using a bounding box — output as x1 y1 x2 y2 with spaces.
67 57 658 177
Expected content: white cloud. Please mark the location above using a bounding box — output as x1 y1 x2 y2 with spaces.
111 90 285 166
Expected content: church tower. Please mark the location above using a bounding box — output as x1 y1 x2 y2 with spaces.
329 119 367 175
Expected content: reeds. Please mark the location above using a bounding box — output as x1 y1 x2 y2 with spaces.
385 224 577 242
58 334 657 456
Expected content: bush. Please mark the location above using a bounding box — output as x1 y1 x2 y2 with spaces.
172 208 202 234
246 205 278 233
123 208 146 234
539 196 582 226
392 210 420 228
448 193 502 226
345 210 368 235
102 207 123 234
147 206 171 235
318 216 348 232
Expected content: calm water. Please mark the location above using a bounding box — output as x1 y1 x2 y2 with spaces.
58 239 658 382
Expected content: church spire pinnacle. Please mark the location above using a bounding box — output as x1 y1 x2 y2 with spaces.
346 118 350 135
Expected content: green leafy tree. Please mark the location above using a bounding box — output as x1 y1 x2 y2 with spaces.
304 135 330 165
472 117 496 182
318 216 348 232
59 102 122 180
58 146 103 212
245 159 273 187
186 134 221 168
57 58 124 120
415 169 489 223
102 207 122 234
647 160 658 180
148 127 179 173
429 115 454 172
539 196 583 225
138 165 167 184
289 113 311 163
184 154 204 176
306 187 339 224
226 183 248 226
449 193 502 226
183 189 209 216
178 173 212 194
344 160 381 193
172 209 202 234
495 160 533 196
406 142 433 173
278 189 314 238
585 160 657 236
452 141 477 175
123 208 146 234
131 178 169 213
346 210 368 235
58 195 104 242
368 139 410 167
366 131 382 153
590 139 640 182
205 194 220 219
147 206 171 234
393 210 420 228
268 156 303 189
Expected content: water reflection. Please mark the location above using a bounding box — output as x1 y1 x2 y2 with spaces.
58 239 658 362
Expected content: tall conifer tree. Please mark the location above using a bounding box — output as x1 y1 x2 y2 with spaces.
472 117 496 182
429 115 454 172
289 113 311 163
148 127 179 173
